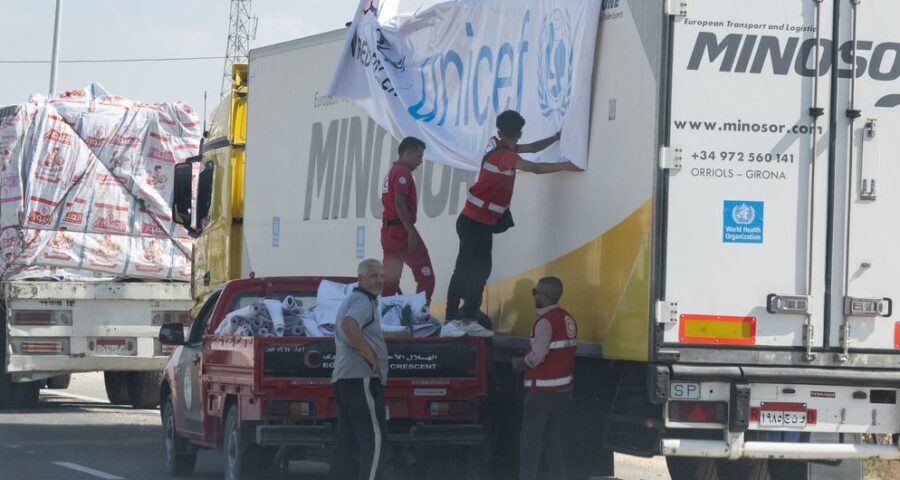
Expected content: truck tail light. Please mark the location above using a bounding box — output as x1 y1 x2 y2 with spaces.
11 310 72 326
151 311 192 327
669 401 727 424
156 340 179 356
428 401 475 419
11 337 70 355
265 401 313 418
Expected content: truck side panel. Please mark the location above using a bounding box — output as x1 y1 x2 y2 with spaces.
243 3 662 360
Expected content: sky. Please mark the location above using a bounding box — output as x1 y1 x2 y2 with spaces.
0 0 439 119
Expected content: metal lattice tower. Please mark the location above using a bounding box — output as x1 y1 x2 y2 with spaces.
221 0 255 97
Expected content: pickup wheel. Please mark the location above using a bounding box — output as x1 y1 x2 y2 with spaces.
224 404 273 480
128 371 163 409
46 374 71 389
104 372 130 405
10 381 40 409
163 397 197 476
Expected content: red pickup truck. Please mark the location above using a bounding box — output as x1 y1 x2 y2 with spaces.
157 276 489 480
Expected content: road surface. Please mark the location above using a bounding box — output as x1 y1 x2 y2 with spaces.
0 372 671 480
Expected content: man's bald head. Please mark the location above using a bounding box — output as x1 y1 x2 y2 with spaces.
534 277 563 307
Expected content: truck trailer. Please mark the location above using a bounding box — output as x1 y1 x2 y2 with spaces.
178 0 900 478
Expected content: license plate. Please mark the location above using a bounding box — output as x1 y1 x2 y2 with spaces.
93 338 133 355
759 410 807 428
670 382 701 400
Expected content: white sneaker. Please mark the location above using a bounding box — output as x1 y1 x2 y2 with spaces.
459 320 494 338
440 320 467 337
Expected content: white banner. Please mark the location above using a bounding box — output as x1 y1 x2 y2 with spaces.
328 0 602 170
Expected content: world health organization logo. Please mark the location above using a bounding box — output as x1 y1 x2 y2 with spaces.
537 9 575 120
731 203 757 225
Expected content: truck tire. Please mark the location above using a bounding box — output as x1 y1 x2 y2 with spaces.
0 373 12 408
127 371 163 409
666 457 717 480
163 397 197 476
104 372 130 405
10 381 40 409
46 374 71 389
715 459 769 480
223 404 273 480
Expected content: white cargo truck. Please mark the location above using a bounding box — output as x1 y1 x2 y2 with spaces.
0 89 197 410
2 279 192 409
198 0 900 478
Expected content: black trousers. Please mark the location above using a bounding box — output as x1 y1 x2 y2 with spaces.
446 214 494 321
330 378 388 480
518 390 571 480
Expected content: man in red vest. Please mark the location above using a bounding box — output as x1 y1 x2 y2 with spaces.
381 137 435 303
445 110 580 322
512 276 577 480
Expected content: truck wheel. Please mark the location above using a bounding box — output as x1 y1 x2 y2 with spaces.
104 372 130 405
163 397 197 476
127 371 163 409
715 459 769 480
10 381 40 409
46 374 71 389
224 405 272 480
0 373 12 408
666 456 717 480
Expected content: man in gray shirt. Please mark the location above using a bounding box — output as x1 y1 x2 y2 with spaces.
330 259 389 480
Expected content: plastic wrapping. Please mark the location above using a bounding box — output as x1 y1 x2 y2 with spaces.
0 84 200 280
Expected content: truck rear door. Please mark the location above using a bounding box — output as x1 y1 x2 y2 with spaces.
661 0 833 357
828 0 900 358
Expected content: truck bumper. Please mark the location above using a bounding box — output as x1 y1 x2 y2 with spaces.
662 437 900 461
256 424 486 447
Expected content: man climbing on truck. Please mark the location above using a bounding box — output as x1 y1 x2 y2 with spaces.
445 110 580 322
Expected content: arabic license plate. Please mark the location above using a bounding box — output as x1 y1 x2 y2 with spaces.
759 410 807 428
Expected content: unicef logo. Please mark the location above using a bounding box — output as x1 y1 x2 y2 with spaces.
731 203 757 225
537 9 575 120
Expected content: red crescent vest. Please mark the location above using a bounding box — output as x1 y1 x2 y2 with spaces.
525 306 577 392
461 138 518 226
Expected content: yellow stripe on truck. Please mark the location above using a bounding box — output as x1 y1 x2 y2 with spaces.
483 199 653 362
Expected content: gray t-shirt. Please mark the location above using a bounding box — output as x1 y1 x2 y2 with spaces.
332 290 389 384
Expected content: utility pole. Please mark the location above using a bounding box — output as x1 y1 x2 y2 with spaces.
221 0 256 98
49 0 63 95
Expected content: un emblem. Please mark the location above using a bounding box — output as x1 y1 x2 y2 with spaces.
538 9 575 120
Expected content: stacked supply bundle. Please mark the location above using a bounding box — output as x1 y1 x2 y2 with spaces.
214 296 306 337
0 84 200 281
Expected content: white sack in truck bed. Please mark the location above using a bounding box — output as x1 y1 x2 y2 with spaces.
0 84 199 281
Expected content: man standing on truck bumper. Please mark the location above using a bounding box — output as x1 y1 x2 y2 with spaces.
381 136 435 303
331 259 390 480
445 110 580 322
512 277 578 480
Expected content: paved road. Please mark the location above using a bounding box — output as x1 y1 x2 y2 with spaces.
0 373 671 480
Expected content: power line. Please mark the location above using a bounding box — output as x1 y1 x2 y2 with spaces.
0 55 226 65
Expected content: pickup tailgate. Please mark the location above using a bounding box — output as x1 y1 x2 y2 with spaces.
256 336 487 420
